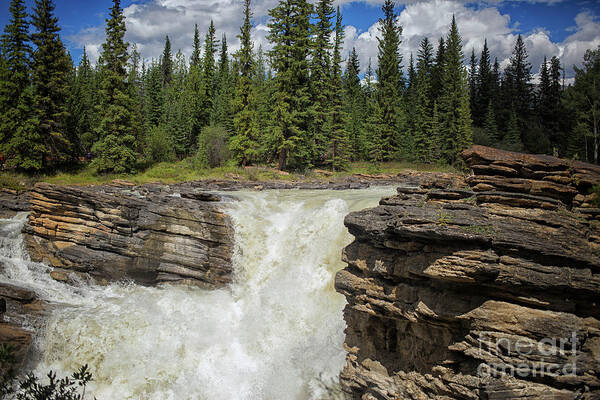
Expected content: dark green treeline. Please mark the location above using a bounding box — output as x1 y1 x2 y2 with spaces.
0 0 598 173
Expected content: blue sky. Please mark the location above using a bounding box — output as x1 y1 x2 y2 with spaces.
1 0 599 78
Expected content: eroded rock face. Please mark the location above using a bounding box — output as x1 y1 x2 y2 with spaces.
336 146 600 399
23 183 234 288
0 282 46 369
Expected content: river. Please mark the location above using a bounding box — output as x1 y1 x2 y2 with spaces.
0 187 395 400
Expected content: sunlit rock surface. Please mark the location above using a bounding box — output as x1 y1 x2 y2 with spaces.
23 182 234 288
336 146 600 399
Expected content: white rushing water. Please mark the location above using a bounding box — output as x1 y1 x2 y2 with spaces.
0 187 395 400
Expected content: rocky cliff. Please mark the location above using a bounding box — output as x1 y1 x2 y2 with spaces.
23 182 234 288
336 145 600 399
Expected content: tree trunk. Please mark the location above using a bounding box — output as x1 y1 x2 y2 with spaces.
278 148 287 171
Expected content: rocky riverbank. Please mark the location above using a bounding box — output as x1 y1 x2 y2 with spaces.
335 145 600 399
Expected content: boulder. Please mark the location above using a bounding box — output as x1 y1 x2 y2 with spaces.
336 146 600 399
23 183 234 288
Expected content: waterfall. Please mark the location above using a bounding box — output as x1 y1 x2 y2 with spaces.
0 187 395 400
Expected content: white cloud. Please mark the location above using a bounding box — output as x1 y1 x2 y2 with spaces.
340 0 598 79
69 0 599 80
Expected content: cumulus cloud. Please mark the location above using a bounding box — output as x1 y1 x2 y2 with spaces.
341 0 598 78
69 0 599 80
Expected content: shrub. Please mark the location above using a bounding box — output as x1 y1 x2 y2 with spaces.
143 124 177 165
0 344 94 400
196 125 231 168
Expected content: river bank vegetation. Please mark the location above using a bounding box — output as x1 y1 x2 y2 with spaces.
1 0 599 178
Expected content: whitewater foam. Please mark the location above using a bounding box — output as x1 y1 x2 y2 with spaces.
0 187 395 400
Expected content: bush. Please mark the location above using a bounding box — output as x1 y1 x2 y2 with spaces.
0 344 94 400
196 125 231 168
143 124 177 165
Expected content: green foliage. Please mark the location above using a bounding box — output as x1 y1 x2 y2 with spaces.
1 344 93 400
438 15 472 164
196 125 231 168
93 0 137 173
230 0 260 166
375 0 405 160
30 0 74 165
267 0 313 170
309 0 334 163
330 7 349 171
143 124 176 164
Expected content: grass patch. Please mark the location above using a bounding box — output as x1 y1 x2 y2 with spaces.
1 159 458 188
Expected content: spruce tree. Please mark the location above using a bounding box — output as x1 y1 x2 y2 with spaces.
72 47 97 153
413 38 435 162
375 0 405 160
162 50 191 159
469 48 477 119
29 0 73 166
267 0 313 170
430 37 445 103
191 24 201 68
364 58 383 162
506 105 523 151
145 60 163 127
330 7 348 171
92 0 137 173
199 20 217 129
503 34 532 137
212 33 233 131
438 15 472 164
1 0 38 170
483 100 499 143
161 35 172 88
230 0 259 166
310 0 334 164
474 39 492 126
344 47 365 160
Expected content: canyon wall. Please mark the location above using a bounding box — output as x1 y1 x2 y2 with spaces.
23 182 234 288
336 145 600 399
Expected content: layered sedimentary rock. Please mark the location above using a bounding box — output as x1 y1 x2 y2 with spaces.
0 189 30 219
336 146 600 399
0 282 45 369
23 182 234 288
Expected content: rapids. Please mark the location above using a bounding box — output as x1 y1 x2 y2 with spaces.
0 187 395 400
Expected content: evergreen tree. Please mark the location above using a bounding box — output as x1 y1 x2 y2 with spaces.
565 46 600 163
191 24 201 68
128 43 144 145
473 39 492 126
506 105 523 151
438 15 472 163
230 0 259 166
430 37 445 102
162 50 191 159
503 34 532 139
310 0 334 164
199 20 217 128
364 58 384 163
413 38 435 162
212 33 233 131
344 47 365 160
483 100 499 143
330 7 348 171
30 0 74 166
161 35 172 87
375 0 405 160
267 0 313 170
469 48 477 120
71 47 97 153
145 60 163 127
1 0 37 169
92 0 137 173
